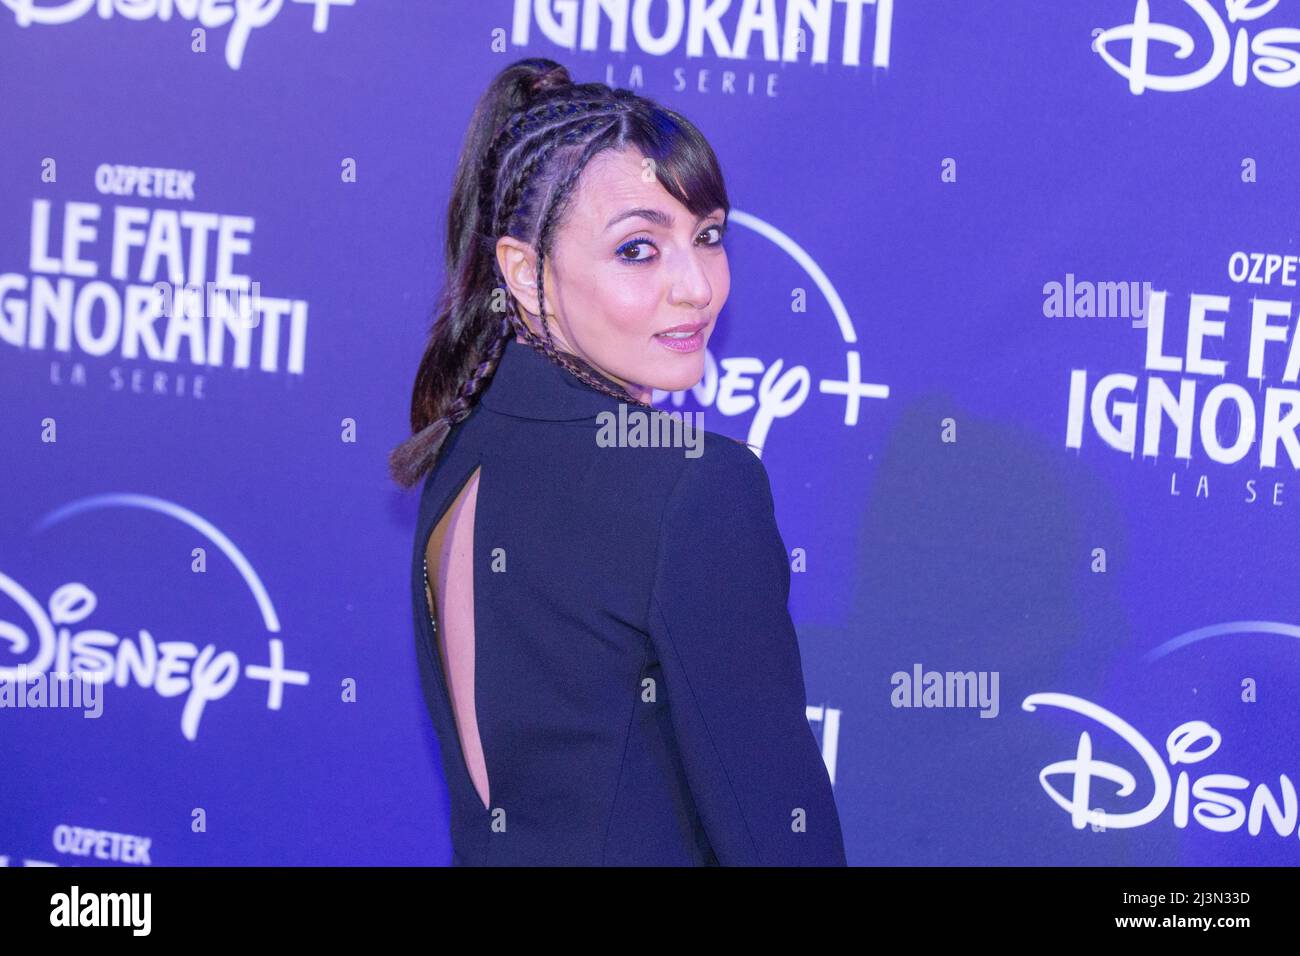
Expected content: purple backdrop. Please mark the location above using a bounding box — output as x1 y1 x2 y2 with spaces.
2 0 1298 866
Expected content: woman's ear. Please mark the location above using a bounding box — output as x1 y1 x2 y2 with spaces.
496 236 542 316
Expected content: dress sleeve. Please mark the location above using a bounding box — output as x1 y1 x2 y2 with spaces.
647 439 847 866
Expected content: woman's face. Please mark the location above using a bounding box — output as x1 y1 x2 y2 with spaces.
496 147 729 402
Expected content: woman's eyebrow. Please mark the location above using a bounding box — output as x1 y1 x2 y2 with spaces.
603 207 725 232
605 207 672 232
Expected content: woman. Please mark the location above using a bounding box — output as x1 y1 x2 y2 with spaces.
389 57 846 866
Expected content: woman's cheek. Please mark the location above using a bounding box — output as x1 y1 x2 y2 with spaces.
609 288 658 329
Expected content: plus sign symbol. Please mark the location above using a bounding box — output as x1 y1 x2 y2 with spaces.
244 638 311 709
725 208 891 433
291 0 355 32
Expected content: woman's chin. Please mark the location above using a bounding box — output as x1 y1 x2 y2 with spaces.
646 367 704 396
652 346 709 385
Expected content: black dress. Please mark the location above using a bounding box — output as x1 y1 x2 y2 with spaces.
411 336 846 865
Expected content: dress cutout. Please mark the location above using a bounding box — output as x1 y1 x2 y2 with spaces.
423 465 489 811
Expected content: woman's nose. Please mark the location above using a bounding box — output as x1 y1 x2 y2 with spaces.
667 250 713 309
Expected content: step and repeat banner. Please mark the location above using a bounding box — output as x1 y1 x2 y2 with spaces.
2 1 1298 866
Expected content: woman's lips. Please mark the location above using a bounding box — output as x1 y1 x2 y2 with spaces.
656 320 708 335
653 325 706 353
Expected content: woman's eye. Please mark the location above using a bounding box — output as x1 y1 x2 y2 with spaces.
617 226 723 262
616 238 655 262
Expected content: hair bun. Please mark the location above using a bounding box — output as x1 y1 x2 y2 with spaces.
526 61 571 101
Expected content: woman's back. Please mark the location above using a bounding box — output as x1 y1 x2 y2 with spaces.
411 337 846 866
423 465 488 811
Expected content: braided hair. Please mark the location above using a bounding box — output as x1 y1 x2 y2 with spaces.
388 58 731 488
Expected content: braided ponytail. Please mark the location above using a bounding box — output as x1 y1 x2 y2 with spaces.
389 59 730 488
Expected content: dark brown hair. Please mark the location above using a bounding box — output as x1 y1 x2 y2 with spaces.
388 58 731 489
